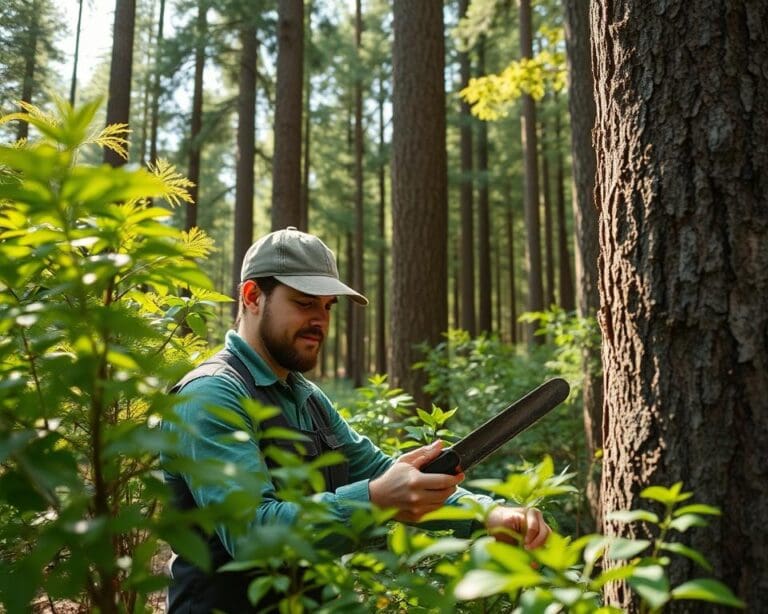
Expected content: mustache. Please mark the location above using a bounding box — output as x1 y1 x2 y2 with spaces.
296 326 324 342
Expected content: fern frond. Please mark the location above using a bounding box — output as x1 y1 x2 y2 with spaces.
84 123 130 159
17 100 60 127
181 226 215 258
147 159 195 207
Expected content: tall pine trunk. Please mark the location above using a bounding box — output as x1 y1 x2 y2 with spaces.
231 24 257 314
69 0 84 107
350 0 365 387
186 0 207 231
458 0 476 336
375 76 388 376
519 0 544 342
564 0 602 525
148 0 165 167
271 0 304 230
592 1 768 608
391 0 447 408
104 0 136 167
477 38 492 334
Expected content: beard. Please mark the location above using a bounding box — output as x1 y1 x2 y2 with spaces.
258 301 323 373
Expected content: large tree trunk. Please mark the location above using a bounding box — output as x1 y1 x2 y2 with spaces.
458 0 476 337
519 0 544 342
299 1 313 232
231 25 257 315
564 0 602 526
104 0 136 167
186 0 207 231
390 0 447 409
271 0 304 230
592 1 768 609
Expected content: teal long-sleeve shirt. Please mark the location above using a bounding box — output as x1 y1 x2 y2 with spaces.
162 331 494 559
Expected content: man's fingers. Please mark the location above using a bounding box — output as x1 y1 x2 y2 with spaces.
524 508 550 549
398 440 444 468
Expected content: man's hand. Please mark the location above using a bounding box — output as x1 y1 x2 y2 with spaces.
486 506 551 549
369 441 465 522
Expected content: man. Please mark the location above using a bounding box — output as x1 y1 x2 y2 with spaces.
163 227 550 612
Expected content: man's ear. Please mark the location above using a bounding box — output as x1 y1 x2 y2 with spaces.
241 279 262 313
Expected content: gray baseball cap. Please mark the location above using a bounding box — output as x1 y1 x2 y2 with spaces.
240 226 368 305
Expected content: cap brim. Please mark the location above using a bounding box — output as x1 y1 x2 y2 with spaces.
275 275 368 305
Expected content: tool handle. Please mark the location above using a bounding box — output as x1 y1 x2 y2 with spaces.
421 448 461 475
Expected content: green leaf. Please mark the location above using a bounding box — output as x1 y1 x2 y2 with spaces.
628 565 670 610
162 527 211 572
607 510 660 524
389 522 408 556
407 537 469 565
668 513 708 532
247 576 275 607
419 506 479 522
660 542 712 571
593 563 638 588
641 483 692 505
673 503 720 517
671 578 745 608
607 538 651 560
454 569 540 600
186 312 207 338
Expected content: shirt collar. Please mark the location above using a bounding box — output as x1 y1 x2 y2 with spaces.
225 331 316 404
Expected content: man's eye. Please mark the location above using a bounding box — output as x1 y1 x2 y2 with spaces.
296 301 312 308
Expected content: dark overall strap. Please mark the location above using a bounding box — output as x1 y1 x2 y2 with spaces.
166 350 347 612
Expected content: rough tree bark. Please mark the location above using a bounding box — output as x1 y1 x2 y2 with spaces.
104 0 136 167
592 0 767 609
231 24 257 315
271 0 304 230
564 0 602 526
458 0 476 337
390 0 447 409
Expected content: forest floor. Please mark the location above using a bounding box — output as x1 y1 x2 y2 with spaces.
30 544 171 613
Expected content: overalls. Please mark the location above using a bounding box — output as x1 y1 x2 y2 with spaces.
165 350 349 613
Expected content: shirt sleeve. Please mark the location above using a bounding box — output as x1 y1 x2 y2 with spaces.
165 376 374 558
311 388 498 538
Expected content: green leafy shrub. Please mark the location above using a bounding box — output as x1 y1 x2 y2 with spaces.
0 98 231 612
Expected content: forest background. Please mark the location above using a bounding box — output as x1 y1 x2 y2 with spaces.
0 0 765 612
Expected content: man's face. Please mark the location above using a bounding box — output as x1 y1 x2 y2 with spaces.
257 284 336 374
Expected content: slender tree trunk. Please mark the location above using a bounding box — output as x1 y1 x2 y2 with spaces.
541 115 555 307
271 0 304 230
593 1 768 609
375 76 388 376
350 0 365 387
186 0 207 231
554 95 575 311
505 186 518 345
104 0 136 167
148 0 165 167
334 235 342 378
299 1 313 232
564 0 602 525
231 25 257 315
519 0 544 342
477 37 492 334
17 1 39 142
391 0 447 408
458 0 476 337
345 232 354 379
69 0 84 107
